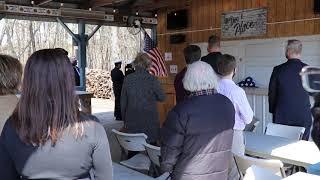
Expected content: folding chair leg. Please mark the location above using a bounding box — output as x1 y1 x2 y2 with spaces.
148 163 160 177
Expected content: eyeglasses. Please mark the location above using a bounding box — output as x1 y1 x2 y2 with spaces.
300 66 320 93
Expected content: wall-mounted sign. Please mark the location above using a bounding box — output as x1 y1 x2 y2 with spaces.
221 8 267 38
170 65 178 74
165 52 172 61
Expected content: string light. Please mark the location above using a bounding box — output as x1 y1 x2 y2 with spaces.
31 1 34 5
135 11 139 16
89 8 92 11
155 13 158 17
174 12 177 16
60 3 64 7
113 9 116 13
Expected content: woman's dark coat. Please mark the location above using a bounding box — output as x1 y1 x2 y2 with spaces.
161 93 235 180
121 68 166 142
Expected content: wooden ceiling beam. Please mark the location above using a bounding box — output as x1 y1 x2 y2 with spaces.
133 0 190 11
34 0 53 6
90 0 128 8
88 0 188 11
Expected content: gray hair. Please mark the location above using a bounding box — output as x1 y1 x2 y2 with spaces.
286 39 302 55
183 61 218 92
133 53 152 70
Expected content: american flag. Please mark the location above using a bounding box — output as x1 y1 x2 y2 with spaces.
144 32 168 77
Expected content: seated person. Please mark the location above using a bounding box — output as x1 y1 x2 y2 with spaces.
0 49 113 180
161 61 235 180
0 55 22 133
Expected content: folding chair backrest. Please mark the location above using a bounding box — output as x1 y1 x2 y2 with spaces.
243 165 282 180
265 123 305 140
112 129 148 152
234 154 285 178
144 143 161 167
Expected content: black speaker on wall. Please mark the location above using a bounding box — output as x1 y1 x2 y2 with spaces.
170 34 186 44
315 0 320 13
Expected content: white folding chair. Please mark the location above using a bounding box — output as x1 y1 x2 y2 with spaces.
155 172 171 180
112 129 151 172
243 165 282 180
265 123 306 175
265 123 305 140
144 143 171 180
145 143 161 166
234 154 286 179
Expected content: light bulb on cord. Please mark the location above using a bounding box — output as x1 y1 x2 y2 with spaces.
31 1 34 5
136 11 139 16
60 3 64 7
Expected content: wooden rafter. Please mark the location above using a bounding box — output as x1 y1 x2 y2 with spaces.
34 0 53 6
89 0 176 9
90 0 129 8
133 0 190 11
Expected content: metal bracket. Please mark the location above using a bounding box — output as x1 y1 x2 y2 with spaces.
87 24 102 41
56 17 80 43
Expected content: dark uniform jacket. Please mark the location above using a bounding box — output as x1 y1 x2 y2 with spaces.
201 52 222 74
269 59 312 140
111 68 124 91
111 68 124 119
161 92 235 180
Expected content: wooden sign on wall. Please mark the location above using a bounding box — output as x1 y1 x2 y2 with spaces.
221 8 267 38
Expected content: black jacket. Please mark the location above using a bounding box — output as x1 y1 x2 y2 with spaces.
73 66 80 86
111 68 124 94
268 59 312 139
161 93 235 180
201 52 222 74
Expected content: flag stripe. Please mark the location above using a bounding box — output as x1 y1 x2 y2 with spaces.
147 52 161 73
153 48 167 75
149 49 166 76
144 32 168 77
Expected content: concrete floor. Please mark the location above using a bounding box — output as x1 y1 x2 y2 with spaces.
92 98 115 124
91 98 123 162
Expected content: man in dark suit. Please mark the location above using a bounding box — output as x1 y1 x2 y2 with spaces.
71 58 81 86
174 45 201 103
201 35 222 74
111 61 124 121
269 39 312 140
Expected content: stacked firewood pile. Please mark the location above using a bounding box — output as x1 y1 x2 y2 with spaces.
86 69 113 99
